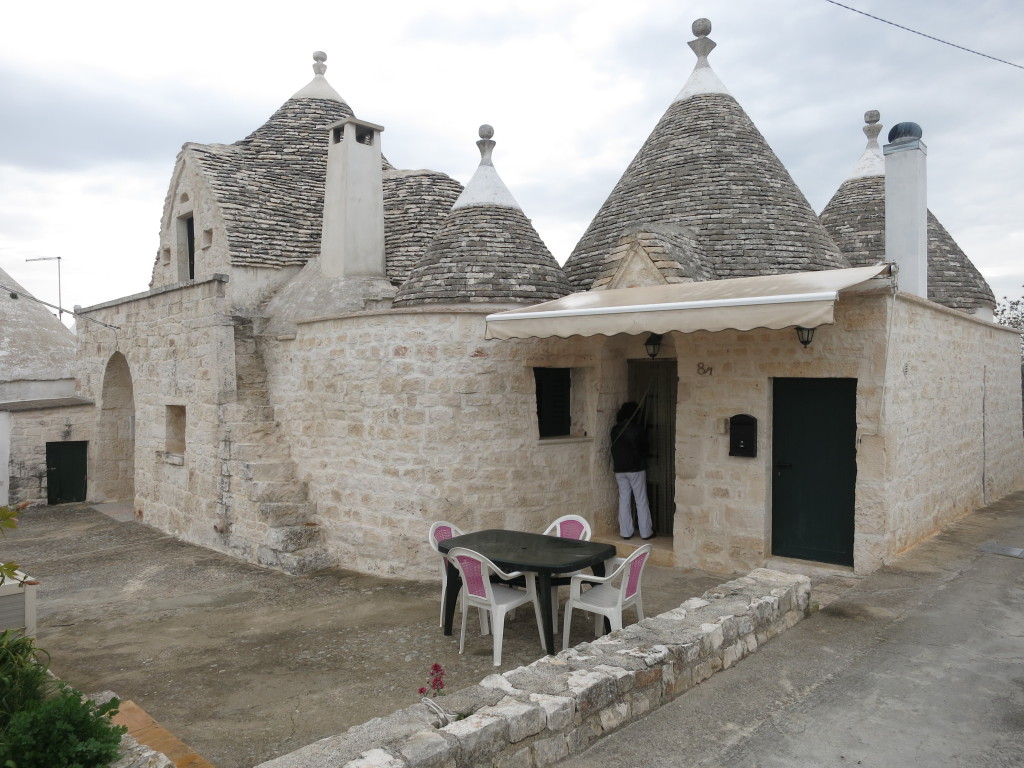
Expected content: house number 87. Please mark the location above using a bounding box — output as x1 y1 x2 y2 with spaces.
697 362 713 376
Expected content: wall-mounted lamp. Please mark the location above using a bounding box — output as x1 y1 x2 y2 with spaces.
644 333 663 359
795 326 815 348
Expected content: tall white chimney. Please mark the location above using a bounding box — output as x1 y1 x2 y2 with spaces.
320 117 386 279
883 122 927 299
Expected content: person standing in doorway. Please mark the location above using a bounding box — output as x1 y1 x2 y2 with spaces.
610 401 654 540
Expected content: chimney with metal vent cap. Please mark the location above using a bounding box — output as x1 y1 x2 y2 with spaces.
320 117 386 278
883 121 927 299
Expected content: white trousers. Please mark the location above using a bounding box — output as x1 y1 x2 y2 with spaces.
615 471 653 538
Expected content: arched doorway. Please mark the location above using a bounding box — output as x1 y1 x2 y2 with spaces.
94 352 135 501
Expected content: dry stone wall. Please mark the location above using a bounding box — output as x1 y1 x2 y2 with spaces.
254 568 811 768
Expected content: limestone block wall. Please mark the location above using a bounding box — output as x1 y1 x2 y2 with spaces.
671 290 890 574
879 293 1024 558
255 568 811 768
263 307 618 580
671 290 1024 576
76 278 237 547
4 405 94 505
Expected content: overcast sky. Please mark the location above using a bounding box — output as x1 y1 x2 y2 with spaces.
1 0 1021 325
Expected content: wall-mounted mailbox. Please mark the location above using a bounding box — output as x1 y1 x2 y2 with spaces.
729 414 757 457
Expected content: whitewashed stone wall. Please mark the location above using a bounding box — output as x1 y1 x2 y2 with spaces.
76 278 237 549
671 289 1023 575
263 307 625 580
879 293 1024 559
4 405 95 505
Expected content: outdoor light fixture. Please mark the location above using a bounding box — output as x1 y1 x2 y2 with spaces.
795 326 815 348
644 333 663 359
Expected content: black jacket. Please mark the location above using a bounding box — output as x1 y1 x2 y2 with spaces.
610 420 647 473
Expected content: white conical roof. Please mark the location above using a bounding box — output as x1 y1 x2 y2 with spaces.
0 266 76 385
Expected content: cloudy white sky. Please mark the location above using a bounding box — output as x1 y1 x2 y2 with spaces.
1 0 1021 325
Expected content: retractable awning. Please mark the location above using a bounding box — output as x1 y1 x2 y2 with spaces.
485 264 890 340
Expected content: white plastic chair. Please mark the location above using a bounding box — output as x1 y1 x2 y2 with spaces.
447 547 546 666
562 544 652 649
542 514 592 541
428 521 488 635
541 515 592 632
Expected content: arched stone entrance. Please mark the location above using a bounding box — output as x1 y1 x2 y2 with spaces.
94 352 135 501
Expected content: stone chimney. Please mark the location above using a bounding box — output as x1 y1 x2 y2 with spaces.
320 117 386 279
883 122 927 299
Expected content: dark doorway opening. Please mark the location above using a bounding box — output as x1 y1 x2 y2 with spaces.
771 377 857 566
46 441 88 505
628 359 677 537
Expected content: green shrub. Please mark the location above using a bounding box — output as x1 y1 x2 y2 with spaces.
0 684 126 768
0 631 54 731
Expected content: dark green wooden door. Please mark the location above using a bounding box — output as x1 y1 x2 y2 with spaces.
772 378 856 566
628 360 676 536
46 441 88 505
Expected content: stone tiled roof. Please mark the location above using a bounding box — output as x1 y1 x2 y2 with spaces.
383 170 463 287
392 205 571 305
563 91 849 290
393 129 570 306
592 223 714 288
819 173 995 311
187 96 360 269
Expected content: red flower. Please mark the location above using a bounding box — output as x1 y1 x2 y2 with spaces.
418 687 428 695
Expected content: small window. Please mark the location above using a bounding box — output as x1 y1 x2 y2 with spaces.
177 215 196 281
166 405 186 454
534 368 571 438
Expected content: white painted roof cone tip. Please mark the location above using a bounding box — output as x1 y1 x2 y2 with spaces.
848 110 885 180
452 124 522 210
291 50 345 102
674 18 732 103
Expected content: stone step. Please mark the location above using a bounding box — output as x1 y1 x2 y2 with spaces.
256 544 333 576
232 459 297 482
228 442 292 462
221 404 276 423
262 522 322 553
248 479 308 503
592 534 675 568
256 501 316 526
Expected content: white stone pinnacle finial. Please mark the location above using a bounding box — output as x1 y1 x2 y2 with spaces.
477 124 496 167
848 109 885 179
452 124 521 210
689 18 716 60
674 18 730 103
313 51 327 76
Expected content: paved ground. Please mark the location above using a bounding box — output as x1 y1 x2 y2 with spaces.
2 503 864 768
557 489 1024 768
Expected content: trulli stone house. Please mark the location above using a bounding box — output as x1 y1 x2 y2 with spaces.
11 20 1020 580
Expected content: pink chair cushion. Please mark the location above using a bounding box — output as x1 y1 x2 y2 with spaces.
456 554 487 598
558 520 586 540
625 552 648 598
433 525 455 543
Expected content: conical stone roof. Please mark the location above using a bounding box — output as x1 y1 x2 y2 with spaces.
0 266 76 386
819 112 995 312
564 19 847 291
393 126 570 306
184 52 460 281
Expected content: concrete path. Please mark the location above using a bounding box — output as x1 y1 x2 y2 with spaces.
556 489 1024 768
4 503 800 768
